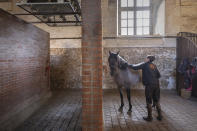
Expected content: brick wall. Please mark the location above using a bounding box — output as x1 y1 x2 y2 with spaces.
81 0 103 130
0 9 51 130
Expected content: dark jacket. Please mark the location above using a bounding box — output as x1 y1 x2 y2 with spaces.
129 62 161 86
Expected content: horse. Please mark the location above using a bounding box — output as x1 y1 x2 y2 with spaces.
108 51 140 113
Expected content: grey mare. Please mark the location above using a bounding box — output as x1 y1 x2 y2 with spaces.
108 51 140 113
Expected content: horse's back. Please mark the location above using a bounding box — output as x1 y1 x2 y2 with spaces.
111 55 141 88
128 69 140 86
118 68 140 87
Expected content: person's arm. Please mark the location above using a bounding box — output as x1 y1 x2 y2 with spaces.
128 62 145 70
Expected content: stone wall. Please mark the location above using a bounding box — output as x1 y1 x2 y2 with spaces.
103 37 176 89
50 48 81 89
103 47 176 89
49 37 176 89
165 0 197 35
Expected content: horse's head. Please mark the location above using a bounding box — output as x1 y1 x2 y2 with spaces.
108 51 120 76
108 51 119 68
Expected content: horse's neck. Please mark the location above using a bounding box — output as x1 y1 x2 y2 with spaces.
111 55 129 77
112 66 120 77
113 66 128 77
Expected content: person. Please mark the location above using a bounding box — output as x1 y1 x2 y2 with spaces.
186 57 197 91
128 55 162 121
178 58 191 90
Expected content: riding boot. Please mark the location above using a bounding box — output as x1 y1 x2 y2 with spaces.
152 101 156 109
156 102 162 121
143 104 153 122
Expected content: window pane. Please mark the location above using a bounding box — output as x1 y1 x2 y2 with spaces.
121 28 127 35
128 11 134 18
119 0 151 36
137 19 142 27
121 20 127 27
137 0 143 7
128 0 134 7
143 19 149 26
143 27 150 35
143 11 150 18
121 11 127 19
137 11 143 19
128 19 134 27
121 0 127 7
137 27 143 35
143 0 150 6
128 28 134 35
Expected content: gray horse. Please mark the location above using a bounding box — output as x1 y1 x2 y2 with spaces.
108 51 140 113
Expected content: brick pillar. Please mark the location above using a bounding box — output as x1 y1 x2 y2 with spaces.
81 0 103 131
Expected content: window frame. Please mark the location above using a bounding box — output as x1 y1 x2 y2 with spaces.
118 0 153 36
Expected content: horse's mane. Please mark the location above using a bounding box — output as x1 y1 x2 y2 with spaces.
117 55 128 64
117 55 128 70
117 55 141 77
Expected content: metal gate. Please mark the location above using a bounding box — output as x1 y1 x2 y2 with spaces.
176 32 197 96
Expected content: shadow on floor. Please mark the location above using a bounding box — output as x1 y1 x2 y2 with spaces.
15 89 197 131
103 89 197 131
15 90 82 131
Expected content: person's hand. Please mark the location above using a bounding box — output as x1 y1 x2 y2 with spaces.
124 63 128 67
128 64 133 68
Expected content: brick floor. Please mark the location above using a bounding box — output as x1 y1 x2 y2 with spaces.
15 89 197 131
15 90 82 131
103 89 197 131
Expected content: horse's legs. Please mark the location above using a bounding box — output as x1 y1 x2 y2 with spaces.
118 87 124 112
126 88 132 112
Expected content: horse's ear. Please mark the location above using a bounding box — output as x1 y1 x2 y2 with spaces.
117 51 120 55
109 51 112 55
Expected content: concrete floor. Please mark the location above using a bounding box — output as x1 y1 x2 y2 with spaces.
16 89 197 131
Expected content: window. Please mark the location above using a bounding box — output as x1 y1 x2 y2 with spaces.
118 0 152 36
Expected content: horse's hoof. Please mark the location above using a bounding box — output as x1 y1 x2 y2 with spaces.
118 107 123 112
127 110 132 115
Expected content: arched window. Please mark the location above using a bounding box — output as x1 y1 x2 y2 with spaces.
118 0 152 36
